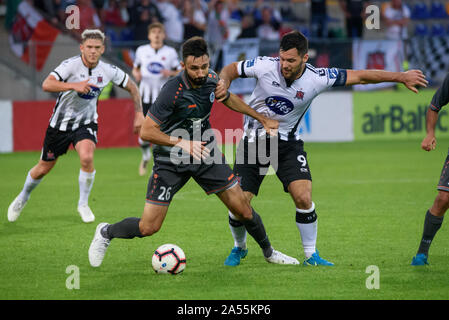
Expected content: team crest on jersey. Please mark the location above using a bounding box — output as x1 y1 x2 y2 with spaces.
78 85 101 100
97 76 103 83
265 96 294 115
210 92 215 102
295 90 304 100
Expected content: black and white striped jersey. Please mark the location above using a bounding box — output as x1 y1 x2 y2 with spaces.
48 55 129 131
237 56 347 141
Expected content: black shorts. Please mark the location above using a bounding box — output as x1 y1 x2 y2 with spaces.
143 102 152 117
233 137 311 195
41 123 98 161
437 149 449 192
146 154 238 206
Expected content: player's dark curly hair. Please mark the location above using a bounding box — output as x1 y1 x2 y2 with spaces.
182 36 209 61
280 31 308 56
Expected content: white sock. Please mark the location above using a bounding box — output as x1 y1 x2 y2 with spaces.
78 169 95 207
18 170 42 202
138 137 152 162
228 211 247 249
295 202 317 259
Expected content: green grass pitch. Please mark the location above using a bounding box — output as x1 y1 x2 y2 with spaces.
1 138 448 300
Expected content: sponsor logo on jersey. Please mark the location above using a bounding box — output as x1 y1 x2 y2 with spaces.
77 85 101 100
328 68 339 79
265 96 294 115
147 62 164 74
246 59 255 68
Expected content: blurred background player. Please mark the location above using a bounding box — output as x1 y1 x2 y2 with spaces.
216 31 428 267
411 73 449 266
7 29 144 224
132 22 182 176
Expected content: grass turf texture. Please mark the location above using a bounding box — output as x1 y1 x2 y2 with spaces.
1 138 448 300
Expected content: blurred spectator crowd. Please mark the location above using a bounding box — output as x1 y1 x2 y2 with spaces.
28 0 449 46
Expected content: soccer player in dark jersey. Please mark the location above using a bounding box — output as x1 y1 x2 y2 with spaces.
7 29 144 224
411 73 449 266
216 31 428 267
88 37 300 267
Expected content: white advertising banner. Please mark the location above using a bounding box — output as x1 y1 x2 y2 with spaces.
299 92 354 142
352 39 404 91
0 100 13 153
222 38 259 95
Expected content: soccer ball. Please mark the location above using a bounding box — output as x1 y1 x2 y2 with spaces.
152 244 186 275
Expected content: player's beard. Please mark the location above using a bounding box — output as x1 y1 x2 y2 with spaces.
188 74 207 86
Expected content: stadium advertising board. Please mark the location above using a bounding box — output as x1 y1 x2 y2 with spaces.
300 92 354 142
353 90 448 140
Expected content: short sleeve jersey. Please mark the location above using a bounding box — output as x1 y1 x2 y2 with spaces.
147 69 219 159
49 55 129 131
237 56 347 141
133 44 181 104
430 73 449 113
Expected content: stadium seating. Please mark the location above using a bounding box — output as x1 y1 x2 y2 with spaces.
431 23 446 36
411 2 430 19
414 23 429 36
430 1 448 18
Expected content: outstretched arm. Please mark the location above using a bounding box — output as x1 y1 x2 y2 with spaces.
220 88 279 136
345 69 428 93
216 62 240 100
123 78 144 134
140 117 209 161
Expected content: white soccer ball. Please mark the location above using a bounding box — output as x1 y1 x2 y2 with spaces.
152 244 186 275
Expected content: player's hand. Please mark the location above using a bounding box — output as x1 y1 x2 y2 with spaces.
215 79 230 102
402 70 428 93
72 79 96 94
260 117 279 137
177 139 210 161
421 134 436 151
133 111 145 134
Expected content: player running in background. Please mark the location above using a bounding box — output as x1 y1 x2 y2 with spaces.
88 37 299 267
216 30 428 266
133 22 182 176
411 73 449 266
7 29 144 223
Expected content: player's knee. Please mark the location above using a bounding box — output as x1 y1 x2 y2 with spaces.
293 193 312 210
80 153 94 168
139 223 161 237
435 191 449 210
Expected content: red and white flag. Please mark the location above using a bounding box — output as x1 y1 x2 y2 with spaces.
9 1 59 71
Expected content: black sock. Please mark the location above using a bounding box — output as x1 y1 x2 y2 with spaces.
241 209 272 258
103 217 143 239
417 210 444 256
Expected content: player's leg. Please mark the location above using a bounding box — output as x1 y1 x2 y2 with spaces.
217 184 299 265
7 126 68 222
88 162 185 267
412 154 449 265
194 155 298 265
74 137 96 223
138 102 152 176
278 140 333 266
88 203 169 267
225 138 266 265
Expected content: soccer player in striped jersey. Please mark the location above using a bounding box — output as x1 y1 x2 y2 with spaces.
216 31 428 266
7 29 144 223
411 73 449 266
132 22 182 176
